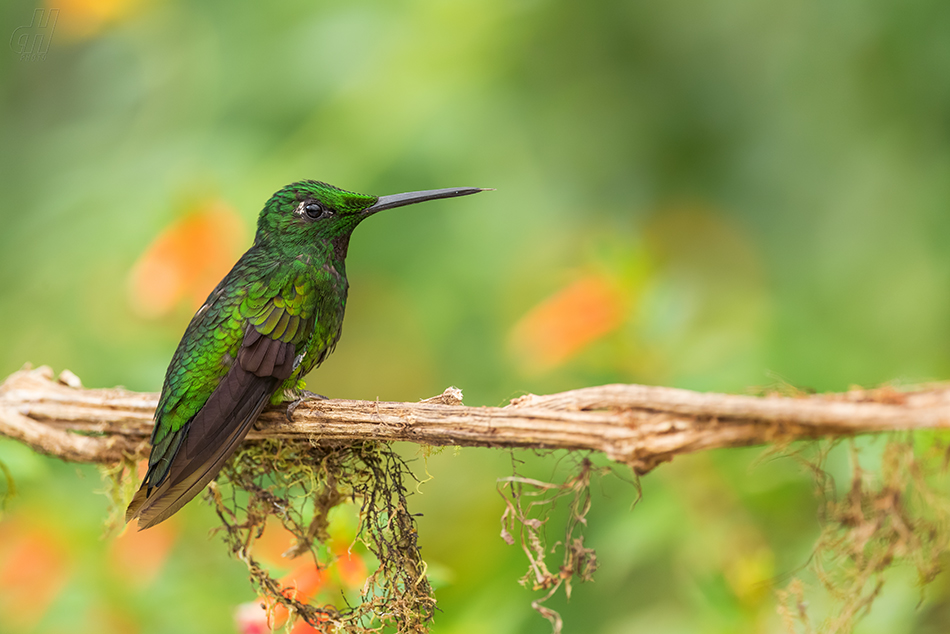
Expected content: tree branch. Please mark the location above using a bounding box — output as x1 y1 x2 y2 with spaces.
3 365 950 473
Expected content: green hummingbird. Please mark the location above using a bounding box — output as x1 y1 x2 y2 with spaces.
126 180 486 529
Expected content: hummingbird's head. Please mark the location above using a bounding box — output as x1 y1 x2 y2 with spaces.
255 179 487 260
255 180 375 249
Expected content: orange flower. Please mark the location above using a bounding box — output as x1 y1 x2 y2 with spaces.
110 517 179 587
253 517 304 568
332 546 368 589
47 0 135 39
236 523 369 632
128 201 246 318
251 562 328 630
0 520 71 630
510 273 628 371
290 612 329 634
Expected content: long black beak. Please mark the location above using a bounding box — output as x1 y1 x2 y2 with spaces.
362 187 490 216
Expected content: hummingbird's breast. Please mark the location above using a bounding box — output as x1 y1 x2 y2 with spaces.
280 255 349 384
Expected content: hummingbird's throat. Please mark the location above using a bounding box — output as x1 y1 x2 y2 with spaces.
332 234 351 262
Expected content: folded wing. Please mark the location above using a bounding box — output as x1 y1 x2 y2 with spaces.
126 321 296 529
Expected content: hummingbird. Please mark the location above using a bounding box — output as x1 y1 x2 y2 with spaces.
126 180 486 529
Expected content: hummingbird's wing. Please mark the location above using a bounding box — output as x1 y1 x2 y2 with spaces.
127 284 308 529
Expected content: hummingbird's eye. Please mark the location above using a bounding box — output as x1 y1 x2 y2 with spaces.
303 202 331 220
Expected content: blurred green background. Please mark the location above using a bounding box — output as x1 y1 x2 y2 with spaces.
3 0 950 632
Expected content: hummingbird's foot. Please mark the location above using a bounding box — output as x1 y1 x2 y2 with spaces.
285 390 328 422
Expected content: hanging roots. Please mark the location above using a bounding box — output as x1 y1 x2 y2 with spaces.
498 453 632 634
209 439 433 633
777 434 950 634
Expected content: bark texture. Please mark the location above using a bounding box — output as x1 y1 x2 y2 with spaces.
2 365 948 473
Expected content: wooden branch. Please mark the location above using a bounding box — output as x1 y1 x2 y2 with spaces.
3 364 950 474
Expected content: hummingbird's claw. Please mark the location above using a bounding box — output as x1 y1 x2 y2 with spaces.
285 390 328 422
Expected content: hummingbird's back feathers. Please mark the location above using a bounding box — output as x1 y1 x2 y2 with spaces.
128 180 487 528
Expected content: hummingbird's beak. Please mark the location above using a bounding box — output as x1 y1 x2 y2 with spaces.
362 187 491 216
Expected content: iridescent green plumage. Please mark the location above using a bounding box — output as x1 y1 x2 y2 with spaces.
127 180 486 529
